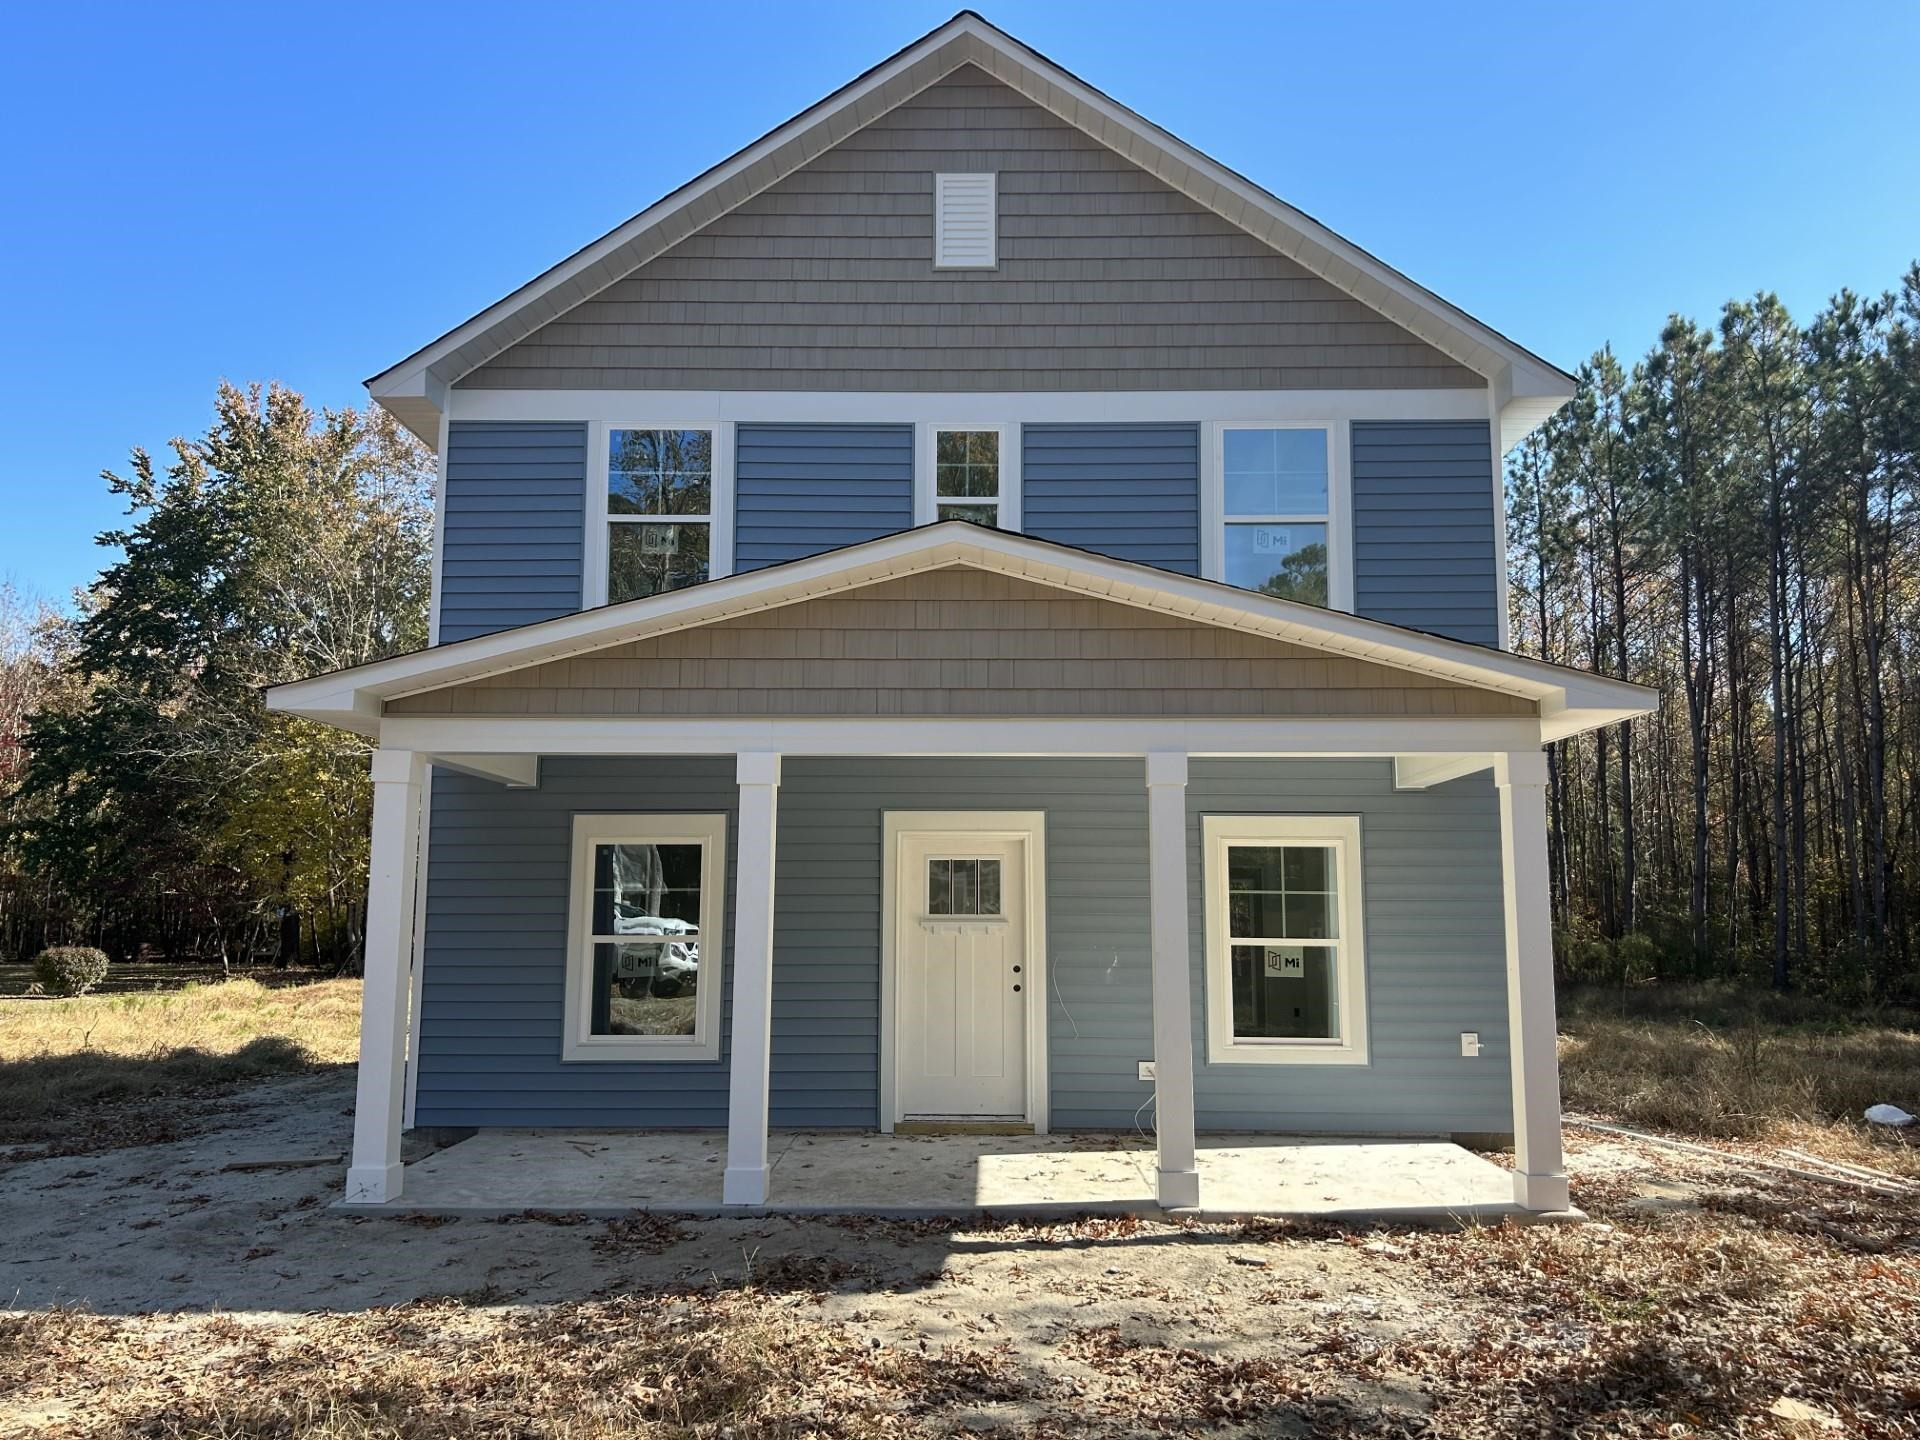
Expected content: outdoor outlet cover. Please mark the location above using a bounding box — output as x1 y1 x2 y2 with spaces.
1138 1061 1156 1081
1460 1032 1481 1057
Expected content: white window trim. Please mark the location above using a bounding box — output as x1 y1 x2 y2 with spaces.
562 812 727 1062
584 421 734 609
1201 420 1352 613
1201 813 1369 1066
914 422 1021 531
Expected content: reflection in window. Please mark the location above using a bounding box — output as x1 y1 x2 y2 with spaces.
607 429 712 602
588 841 704 1037
928 857 1002 916
1222 428 1329 607
935 430 999 526
1225 842 1340 1040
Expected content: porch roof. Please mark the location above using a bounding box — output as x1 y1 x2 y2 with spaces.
267 523 1654 747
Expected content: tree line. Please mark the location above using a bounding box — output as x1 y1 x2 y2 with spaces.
0 383 431 969
1510 262 1920 998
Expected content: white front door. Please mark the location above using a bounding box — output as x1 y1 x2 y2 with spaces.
896 833 1029 1119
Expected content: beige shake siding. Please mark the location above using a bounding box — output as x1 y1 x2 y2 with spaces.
462 66 1485 395
386 569 1535 720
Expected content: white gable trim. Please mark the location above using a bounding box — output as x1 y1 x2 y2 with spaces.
268 521 1654 742
367 14 1572 451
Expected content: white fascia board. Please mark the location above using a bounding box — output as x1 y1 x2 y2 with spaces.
364 13 1571 440
266 523 1658 738
379 715 1547 759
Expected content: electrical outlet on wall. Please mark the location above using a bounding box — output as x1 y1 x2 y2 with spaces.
1138 1061 1157 1081
1460 1032 1481 1058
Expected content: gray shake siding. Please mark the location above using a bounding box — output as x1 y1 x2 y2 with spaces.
1351 419 1501 646
1021 424 1200 575
412 758 1511 1137
733 424 916 571
463 68 1483 394
438 421 586 642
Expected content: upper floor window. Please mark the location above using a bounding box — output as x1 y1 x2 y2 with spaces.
917 424 1018 530
1220 425 1330 607
607 428 712 603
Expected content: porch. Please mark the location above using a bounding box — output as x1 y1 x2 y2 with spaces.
263 527 1659 1221
356 1129 1541 1224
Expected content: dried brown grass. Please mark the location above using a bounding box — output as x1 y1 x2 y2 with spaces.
1558 983 1920 1172
0 977 359 1148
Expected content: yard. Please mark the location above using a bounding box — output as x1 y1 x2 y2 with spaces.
2 976 1918 1437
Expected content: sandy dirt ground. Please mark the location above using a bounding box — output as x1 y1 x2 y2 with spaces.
5 1070 1916 1437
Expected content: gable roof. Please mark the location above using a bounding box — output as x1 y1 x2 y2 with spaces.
368 12 1575 452
267 522 1654 743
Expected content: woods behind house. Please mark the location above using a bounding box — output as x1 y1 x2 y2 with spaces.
3 268 1919 993
1513 264 1920 998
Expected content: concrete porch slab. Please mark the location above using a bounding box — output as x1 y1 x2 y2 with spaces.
359 1130 1565 1225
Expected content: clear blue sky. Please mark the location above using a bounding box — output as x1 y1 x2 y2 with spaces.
2 0 1914 602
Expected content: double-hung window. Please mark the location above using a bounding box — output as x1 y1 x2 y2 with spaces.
1202 815 1369 1065
917 425 1018 529
1218 425 1334 608
563 814 726 1061
603 428 714 603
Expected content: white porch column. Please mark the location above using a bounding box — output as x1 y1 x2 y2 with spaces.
1146 751 1200 1209
723 751 781 1205
1496 749 1570 1212
346 748 425 1205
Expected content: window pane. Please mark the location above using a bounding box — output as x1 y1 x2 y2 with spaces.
1224 523 1327 607
1225 843 1338 940
937 502 997 526
927 857 1002 916
591 842 703 935
610 522 710 601
1228 890 1286 938
1223 428 1327 516
935 430 998 503
589 941 699 1037
1283 891 1336 940
1230 944 1339 1040
610 429 712 517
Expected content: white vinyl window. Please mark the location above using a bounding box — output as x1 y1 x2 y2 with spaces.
562 814 726 1062
1211 423 1347 611
1202 815 1369 1065
916 424 1019 529
591 427 719 605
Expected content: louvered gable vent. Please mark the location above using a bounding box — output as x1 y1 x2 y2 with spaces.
934 172 996 268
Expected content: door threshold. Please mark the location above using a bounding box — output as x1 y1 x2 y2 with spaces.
895 1120 1036 1137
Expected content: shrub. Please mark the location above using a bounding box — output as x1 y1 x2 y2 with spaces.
32 946 111 997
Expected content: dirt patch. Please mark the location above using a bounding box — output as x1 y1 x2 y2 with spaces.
3 1072 1919 1436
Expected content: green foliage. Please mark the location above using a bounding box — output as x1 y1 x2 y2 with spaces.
7 383 432 967
33 946 109 997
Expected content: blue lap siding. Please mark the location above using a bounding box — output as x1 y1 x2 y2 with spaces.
1350 419 1501 646
1021 423 1201 574
438 421 587 642
733 423 916 572
412 757 1511 1137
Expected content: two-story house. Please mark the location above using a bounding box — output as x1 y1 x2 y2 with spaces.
269 13 1654 1214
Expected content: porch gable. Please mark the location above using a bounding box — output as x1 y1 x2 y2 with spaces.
385 566 1536 722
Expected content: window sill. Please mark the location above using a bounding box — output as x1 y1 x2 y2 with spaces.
562 1035 722 1064
1206 1039 1370 1067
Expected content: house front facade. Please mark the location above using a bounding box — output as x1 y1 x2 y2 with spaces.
269 13 1654 1214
